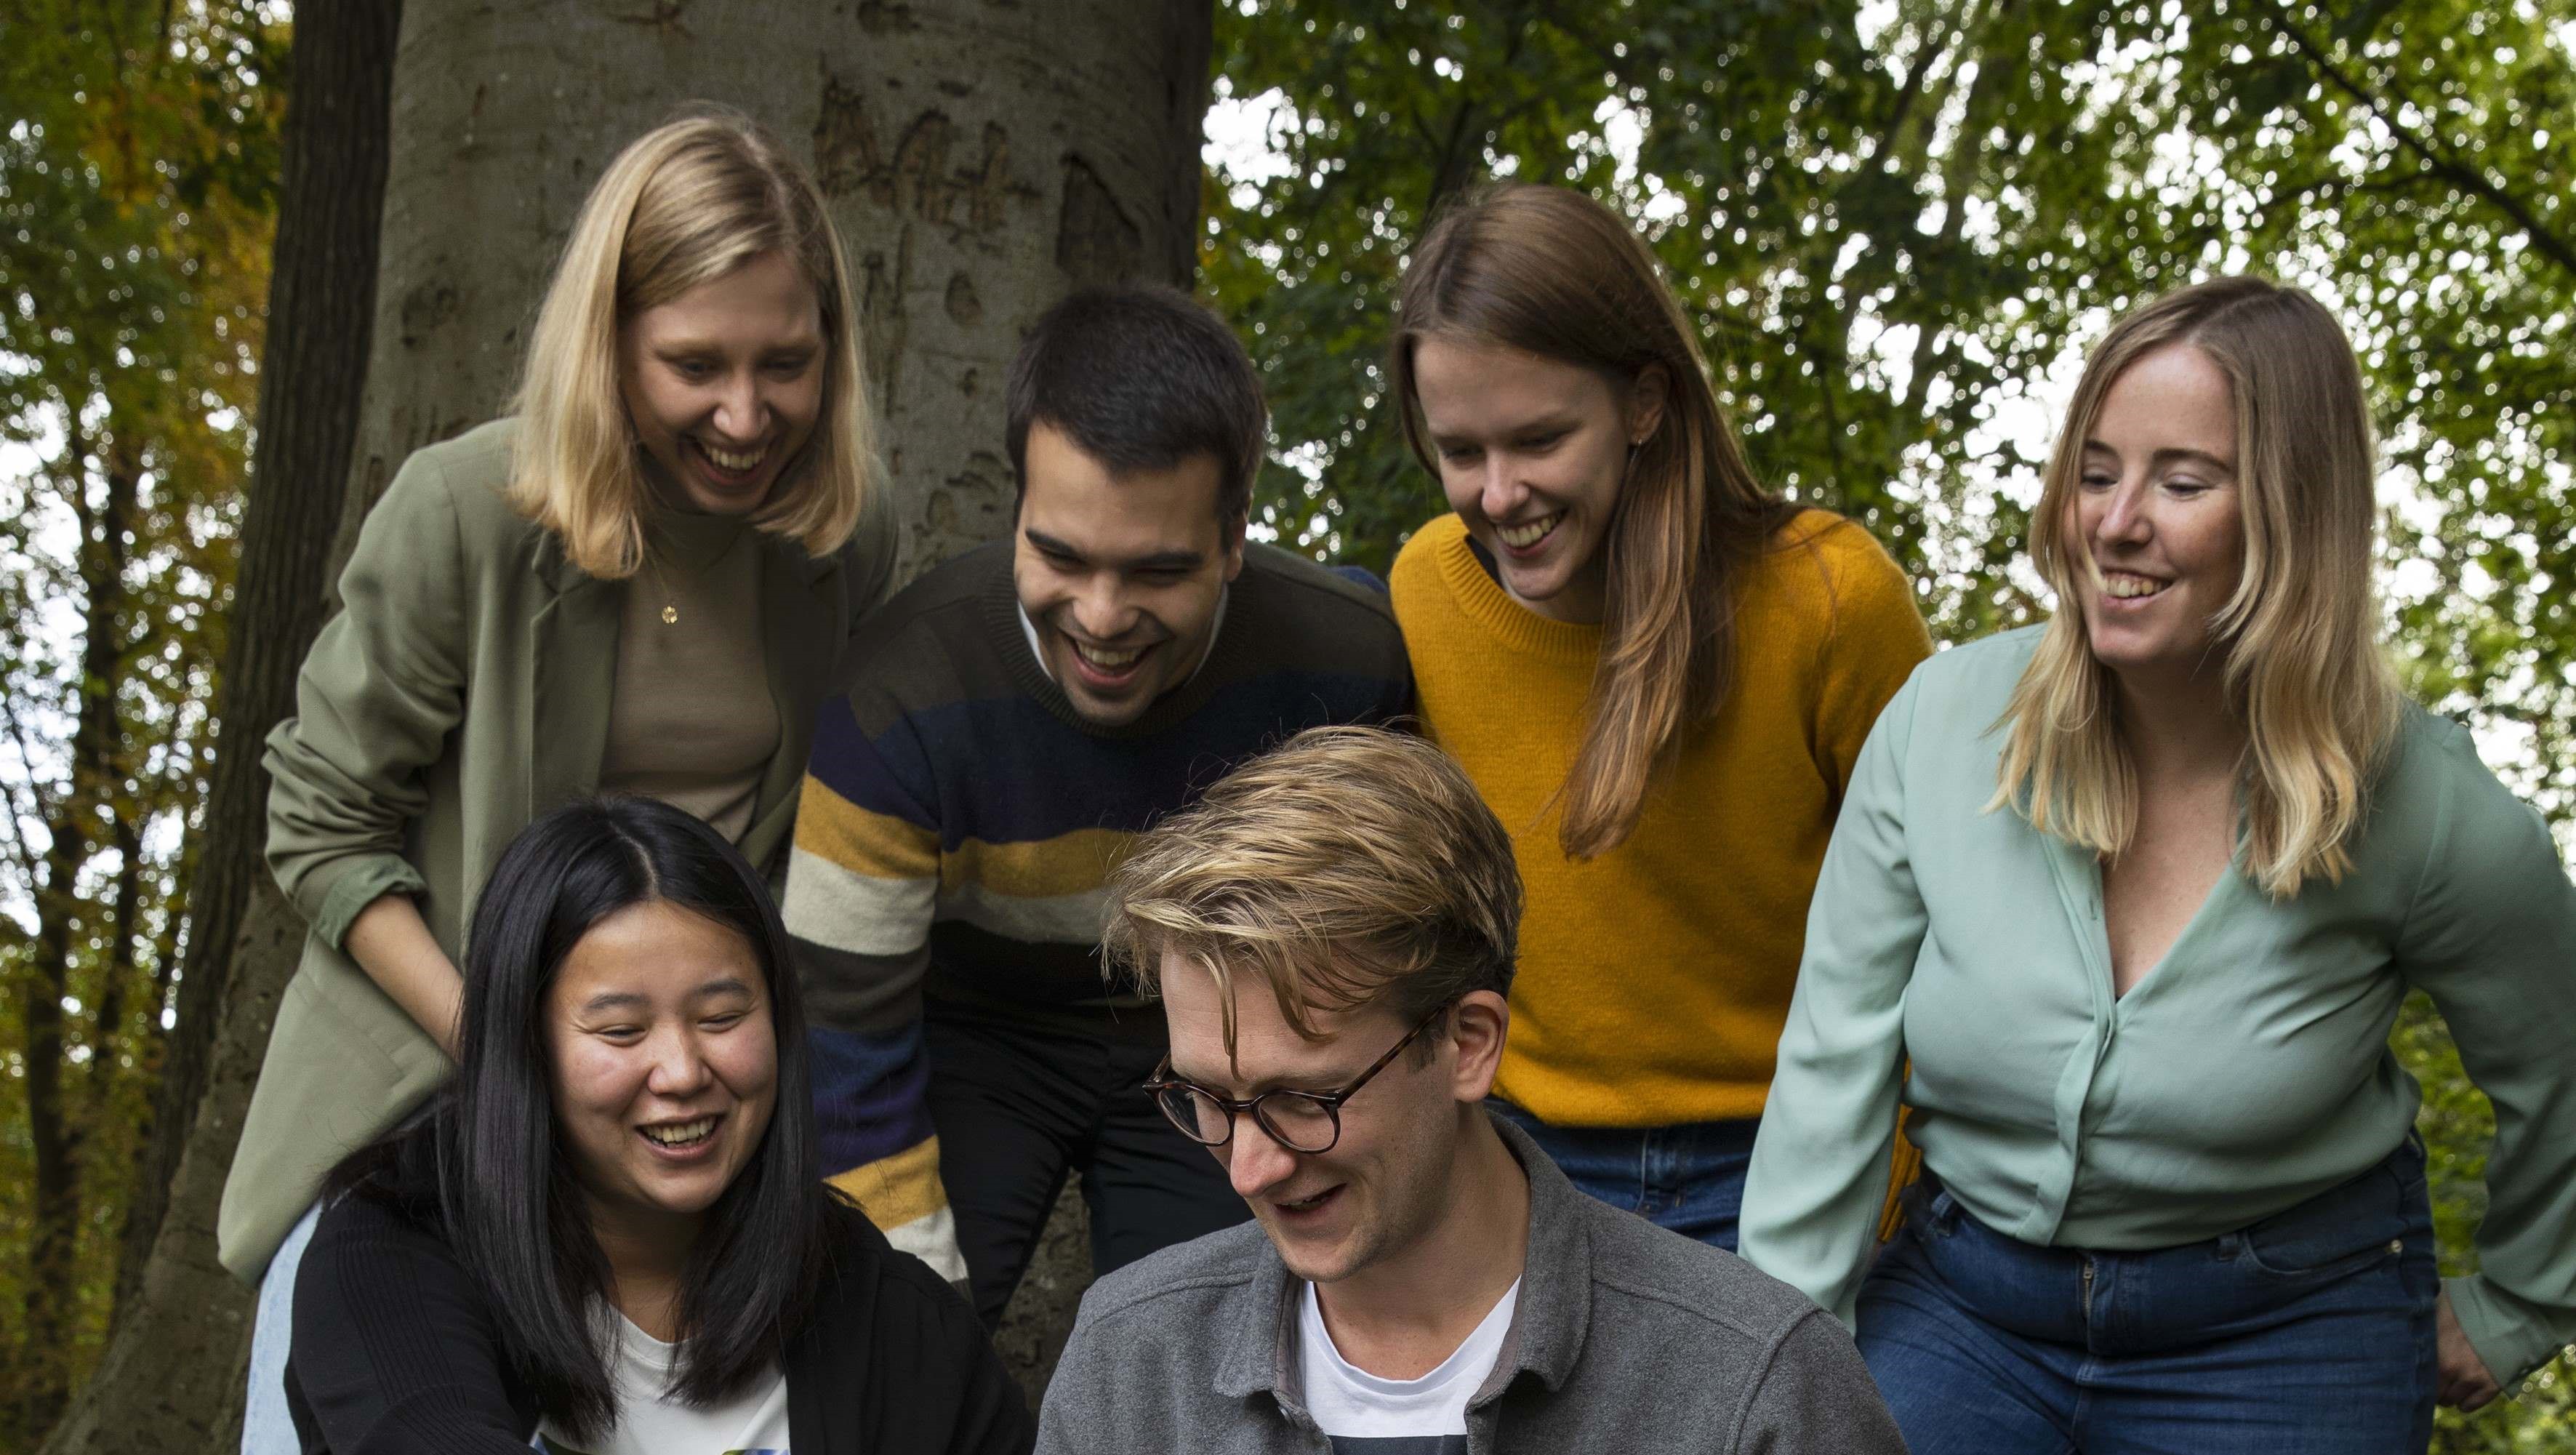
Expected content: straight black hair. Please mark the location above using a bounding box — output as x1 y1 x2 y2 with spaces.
328 797 844 1440
1003 284 1267 534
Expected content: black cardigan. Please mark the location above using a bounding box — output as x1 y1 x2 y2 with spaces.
285 1191 1034 1454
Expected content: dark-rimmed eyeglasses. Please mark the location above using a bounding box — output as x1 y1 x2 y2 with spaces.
1144 1003 1450 1155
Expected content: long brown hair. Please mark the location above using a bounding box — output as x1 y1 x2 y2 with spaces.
1392 184 1801 857
1991 276 2399 897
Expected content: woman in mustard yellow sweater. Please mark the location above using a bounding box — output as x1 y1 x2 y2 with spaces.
1386 184 1932 1248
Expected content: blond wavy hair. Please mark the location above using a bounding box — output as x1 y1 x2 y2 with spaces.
1102 726 1522 1056
509 110 875 579
1993 276 2400 899
1392 185 1804 859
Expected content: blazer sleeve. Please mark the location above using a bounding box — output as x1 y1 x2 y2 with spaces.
263 449 472 950
2397 741 2576 1390
1737 668 1929 1325
784 689 964 1282
289 1198 540 1453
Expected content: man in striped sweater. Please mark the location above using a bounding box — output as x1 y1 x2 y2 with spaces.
783 286 1413 1323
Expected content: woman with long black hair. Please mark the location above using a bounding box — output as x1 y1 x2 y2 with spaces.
229 109 898 1448
286 797 1032 1454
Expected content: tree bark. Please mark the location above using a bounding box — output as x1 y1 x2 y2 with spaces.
33 1 404 1449
44 1 1210 1447
331 0 1213 577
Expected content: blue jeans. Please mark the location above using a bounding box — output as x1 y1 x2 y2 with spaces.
1860 1140 2439 1454
1485 1099 1757 1251
241 1201 320 1454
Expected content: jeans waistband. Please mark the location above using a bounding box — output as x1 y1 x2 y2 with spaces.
1906 1134 2426 1256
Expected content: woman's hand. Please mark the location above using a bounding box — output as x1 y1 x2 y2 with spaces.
345 894 467 1060
2436 1286 2503 1411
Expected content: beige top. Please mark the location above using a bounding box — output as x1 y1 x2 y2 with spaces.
598 509 777 843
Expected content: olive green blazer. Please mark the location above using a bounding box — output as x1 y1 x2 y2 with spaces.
218 418 897 1282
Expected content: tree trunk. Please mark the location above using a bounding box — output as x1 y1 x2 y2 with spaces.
33 1 404 1449
332 0 1213 577
44 2 1210 1448
12 429 136 1441
105 0 411 1326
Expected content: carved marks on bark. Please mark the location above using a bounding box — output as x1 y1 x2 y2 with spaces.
398 277 458 348
814 73 1016 238
911 448 1015 570
1056 155 1147 286
811 63 1172 572
856 225 914 422
816 69 1033 432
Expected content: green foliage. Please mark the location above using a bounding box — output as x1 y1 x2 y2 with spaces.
0 0 281 1433
1207 1 2576 1446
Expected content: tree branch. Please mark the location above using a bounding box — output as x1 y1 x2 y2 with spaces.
2265 8 2576 278
0 690 63 889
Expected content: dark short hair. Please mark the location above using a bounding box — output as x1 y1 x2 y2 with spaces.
1004 284 1267 532
329 798 846 1441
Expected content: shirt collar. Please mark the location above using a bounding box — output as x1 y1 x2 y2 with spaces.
1211 1110 1593 1415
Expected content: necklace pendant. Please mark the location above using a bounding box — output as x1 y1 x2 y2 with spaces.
661 604 679 625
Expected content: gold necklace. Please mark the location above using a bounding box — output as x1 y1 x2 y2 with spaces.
644 553 680 626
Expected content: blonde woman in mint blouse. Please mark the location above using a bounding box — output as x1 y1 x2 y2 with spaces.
1740 276 2576 1455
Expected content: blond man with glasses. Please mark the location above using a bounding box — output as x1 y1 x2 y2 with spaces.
1038 726 1903 1455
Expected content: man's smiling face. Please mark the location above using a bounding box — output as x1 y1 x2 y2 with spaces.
1012 422 1243 727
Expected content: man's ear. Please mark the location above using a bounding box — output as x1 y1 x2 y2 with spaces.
1221 515 1248 582
1448 990 1511 1103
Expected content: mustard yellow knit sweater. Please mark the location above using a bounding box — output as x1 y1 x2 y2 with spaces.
1391 510 1933 1126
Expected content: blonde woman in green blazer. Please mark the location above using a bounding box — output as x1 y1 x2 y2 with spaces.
1740 278 2576 1453
225 113 898 1452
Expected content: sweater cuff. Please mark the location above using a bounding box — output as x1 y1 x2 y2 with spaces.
2447 1274 2575 1395
309 854 430 952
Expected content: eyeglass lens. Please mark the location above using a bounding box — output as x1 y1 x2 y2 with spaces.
1155 1083 1340 1153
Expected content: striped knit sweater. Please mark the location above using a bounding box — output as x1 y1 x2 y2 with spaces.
782 540 1413 1278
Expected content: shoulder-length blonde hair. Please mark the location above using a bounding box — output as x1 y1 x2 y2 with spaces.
510 110 875 579
1392 184 1802 859
1993 276 2400 898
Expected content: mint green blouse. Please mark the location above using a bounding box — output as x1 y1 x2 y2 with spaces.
1738 626 2576 1390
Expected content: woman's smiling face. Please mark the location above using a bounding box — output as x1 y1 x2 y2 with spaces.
546 899 778 1241
2066 341 2247 684
618 249 826 516
1411 337 1664 625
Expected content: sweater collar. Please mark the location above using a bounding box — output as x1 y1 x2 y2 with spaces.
1427 513 1603 664
1211 1110 1592 1414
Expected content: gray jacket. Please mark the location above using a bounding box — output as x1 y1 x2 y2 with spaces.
1037 1115 1904 1454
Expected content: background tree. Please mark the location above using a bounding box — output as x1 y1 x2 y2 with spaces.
0 2 279 1438
28 4 405 1453
8 0 2571 1449
28 1 1213 1449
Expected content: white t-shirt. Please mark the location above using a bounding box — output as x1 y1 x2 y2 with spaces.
1296 1278 1520 1454
536 1310 791 1455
